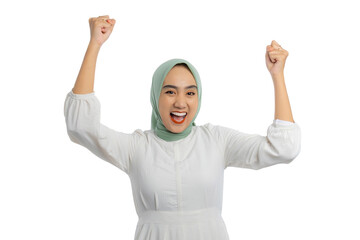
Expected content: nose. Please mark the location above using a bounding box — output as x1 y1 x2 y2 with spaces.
174 94 186 109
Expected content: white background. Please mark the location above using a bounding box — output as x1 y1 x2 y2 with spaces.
1 0 359 239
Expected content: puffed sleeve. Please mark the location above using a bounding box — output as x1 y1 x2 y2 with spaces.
64 90 141 174
208 119 301 170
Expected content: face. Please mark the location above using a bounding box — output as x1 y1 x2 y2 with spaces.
158 65 199 133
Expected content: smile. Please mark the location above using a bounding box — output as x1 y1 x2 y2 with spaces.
170 112 187 124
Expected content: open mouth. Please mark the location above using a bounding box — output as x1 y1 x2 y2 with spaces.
170 112 187 124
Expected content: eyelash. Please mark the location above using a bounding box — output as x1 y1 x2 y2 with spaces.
165 91 195 96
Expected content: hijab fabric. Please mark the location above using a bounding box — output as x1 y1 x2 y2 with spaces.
150 59 202 142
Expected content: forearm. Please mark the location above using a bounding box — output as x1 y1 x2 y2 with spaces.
272 73 295 123
72 41 101 94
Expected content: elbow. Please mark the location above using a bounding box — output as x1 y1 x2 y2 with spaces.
267 127 302 165
66 125 92 145
66 128 84 144
265 121 302 165
255 141 301 170
65 114 100 148
278 142 301 164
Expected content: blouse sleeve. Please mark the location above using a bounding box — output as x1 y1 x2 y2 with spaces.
274 119 295 126
208 119 301 170
63 90 141 174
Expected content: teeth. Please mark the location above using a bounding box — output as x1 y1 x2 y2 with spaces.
171 112 187 117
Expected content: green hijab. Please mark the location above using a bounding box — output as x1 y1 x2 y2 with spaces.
150 58 202 142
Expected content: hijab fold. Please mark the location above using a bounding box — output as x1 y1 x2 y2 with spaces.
150 59 202 142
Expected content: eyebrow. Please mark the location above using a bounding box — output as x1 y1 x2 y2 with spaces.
162 85 198 90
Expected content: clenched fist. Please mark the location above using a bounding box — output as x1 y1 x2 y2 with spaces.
88 15 116 47
265 40 289 77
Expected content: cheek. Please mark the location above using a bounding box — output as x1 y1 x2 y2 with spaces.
158 96 170 118
158 106 167 120
191 99 199 113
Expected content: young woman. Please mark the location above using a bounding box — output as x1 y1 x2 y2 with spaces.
64 15 301 240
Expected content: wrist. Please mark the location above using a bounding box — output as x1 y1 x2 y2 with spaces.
88 40 102 50
271 72 285 81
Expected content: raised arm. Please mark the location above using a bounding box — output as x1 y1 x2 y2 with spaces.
72 15 116 94
64 16 141 174
265 40 295 123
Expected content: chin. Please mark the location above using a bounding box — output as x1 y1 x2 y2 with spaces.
166 123 189 133
168 127 185 133
162 116 193 133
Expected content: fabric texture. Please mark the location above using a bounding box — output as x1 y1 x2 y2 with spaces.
150 58 202 142
64 90 301 240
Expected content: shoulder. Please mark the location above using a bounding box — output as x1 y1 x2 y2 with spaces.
131 128 151 140
135 129 162 144
195 122 231 134
192 123 231 151
124 128 147 146
195 123 252 144
195 122 217 131
193 123 227 140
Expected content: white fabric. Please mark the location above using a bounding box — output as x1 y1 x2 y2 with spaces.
274 118 295 125
64 90 301 240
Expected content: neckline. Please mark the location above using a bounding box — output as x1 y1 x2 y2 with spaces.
151 126 197 144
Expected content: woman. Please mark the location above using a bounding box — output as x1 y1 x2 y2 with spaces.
64 15 301 240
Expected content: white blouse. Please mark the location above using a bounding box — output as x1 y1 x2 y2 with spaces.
64 90 301 240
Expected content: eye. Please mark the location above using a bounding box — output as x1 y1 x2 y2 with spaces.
187 92 196 96
165 90 175 94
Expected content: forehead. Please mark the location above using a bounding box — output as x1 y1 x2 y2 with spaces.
162 65 197 86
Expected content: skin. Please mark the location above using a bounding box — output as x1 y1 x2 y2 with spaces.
158 66 198 133
72 15 115 94
73 15 294 131
265 40 295 123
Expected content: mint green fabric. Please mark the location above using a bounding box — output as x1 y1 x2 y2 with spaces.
150 59 202 142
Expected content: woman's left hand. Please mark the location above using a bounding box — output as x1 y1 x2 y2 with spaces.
265 40 289 77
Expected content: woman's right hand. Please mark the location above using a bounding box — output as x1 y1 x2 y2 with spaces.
88 15 116 47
